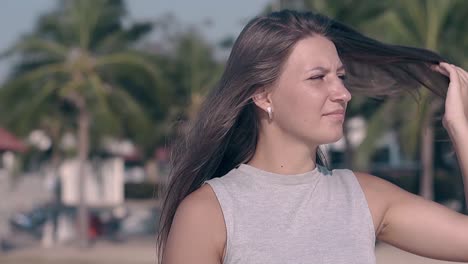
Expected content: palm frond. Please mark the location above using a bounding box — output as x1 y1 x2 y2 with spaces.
95 52 161 81
6 63 67 85
109 86 154 144
88 73 121 135
8 36 68 59
2 79 60 135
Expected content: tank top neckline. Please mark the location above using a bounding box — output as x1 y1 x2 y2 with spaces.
236 163 322 185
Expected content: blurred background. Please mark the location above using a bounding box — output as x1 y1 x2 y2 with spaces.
0 0 467 263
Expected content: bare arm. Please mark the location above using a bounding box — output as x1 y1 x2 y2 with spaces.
356 172 468 262
357 63 468 262
436 63 468 204
162 185 225 264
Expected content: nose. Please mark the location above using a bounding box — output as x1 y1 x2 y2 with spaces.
329 79 352 103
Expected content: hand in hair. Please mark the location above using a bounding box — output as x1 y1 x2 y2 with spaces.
363 62 468 263
433 63 468 218
432 62 468 133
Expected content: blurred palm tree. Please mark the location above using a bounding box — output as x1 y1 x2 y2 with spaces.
356 0 468 200
172 30 223 120
154 26 223 140
303 0 389 29
0 0 164 246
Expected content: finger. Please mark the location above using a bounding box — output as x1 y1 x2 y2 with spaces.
453 66 468 104
431 64 450 77
440 62 461 87
452 65 467 90
454 65 468 85
453 66 468 117
453 65 468 75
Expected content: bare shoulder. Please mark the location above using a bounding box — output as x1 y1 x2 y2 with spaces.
352 171 406 238
353 171 416 206
163 183 226 264
180 183 223 212
353 171 400 195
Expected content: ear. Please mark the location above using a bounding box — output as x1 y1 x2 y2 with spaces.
252 87 273 112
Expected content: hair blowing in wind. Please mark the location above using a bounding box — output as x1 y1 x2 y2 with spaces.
156 10 449 262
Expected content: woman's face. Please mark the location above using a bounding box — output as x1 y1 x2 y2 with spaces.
269 35 352 145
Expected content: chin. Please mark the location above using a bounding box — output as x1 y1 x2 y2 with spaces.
321 131 344 144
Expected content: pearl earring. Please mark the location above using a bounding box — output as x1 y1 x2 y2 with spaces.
267 106 273 120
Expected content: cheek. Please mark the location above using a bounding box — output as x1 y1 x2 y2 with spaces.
274 88 325 125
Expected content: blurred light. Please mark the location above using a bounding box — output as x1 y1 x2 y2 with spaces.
28 129 52 151
60 132 77 150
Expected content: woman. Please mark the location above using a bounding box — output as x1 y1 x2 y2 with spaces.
157 10 468 263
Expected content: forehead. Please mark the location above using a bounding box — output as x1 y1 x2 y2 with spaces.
284 35 342 72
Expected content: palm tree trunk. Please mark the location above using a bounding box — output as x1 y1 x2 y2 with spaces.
50 143 61 246
77 109 90 247
420 114 434 200
419 98 442 200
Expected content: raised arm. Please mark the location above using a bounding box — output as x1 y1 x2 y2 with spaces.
436 62 468 201
355 62 468 262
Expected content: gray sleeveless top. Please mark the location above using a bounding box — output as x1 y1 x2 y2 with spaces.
203 164 376 264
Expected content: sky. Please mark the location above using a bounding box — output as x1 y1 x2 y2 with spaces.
0 0 272 80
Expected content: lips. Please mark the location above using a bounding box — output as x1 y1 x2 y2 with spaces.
322 109 345 121
323 109 345 115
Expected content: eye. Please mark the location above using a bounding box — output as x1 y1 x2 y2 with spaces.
338 74 347 81
308 75 325 81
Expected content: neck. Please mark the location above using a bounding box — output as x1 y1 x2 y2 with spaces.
247 125 318 175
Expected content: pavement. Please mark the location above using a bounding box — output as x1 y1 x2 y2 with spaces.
376 242 468 264
0 238 157 264
1 239 467 264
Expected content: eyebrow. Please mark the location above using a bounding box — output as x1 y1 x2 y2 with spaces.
307 65 346 72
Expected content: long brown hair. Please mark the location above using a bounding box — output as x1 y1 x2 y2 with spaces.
156 10 448 262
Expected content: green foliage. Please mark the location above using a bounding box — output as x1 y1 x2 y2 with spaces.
153 27 223 139
0 0 163 157
304 0 389 28
360 0 467 163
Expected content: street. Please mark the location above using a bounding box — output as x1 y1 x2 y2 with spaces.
1 240 466 264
